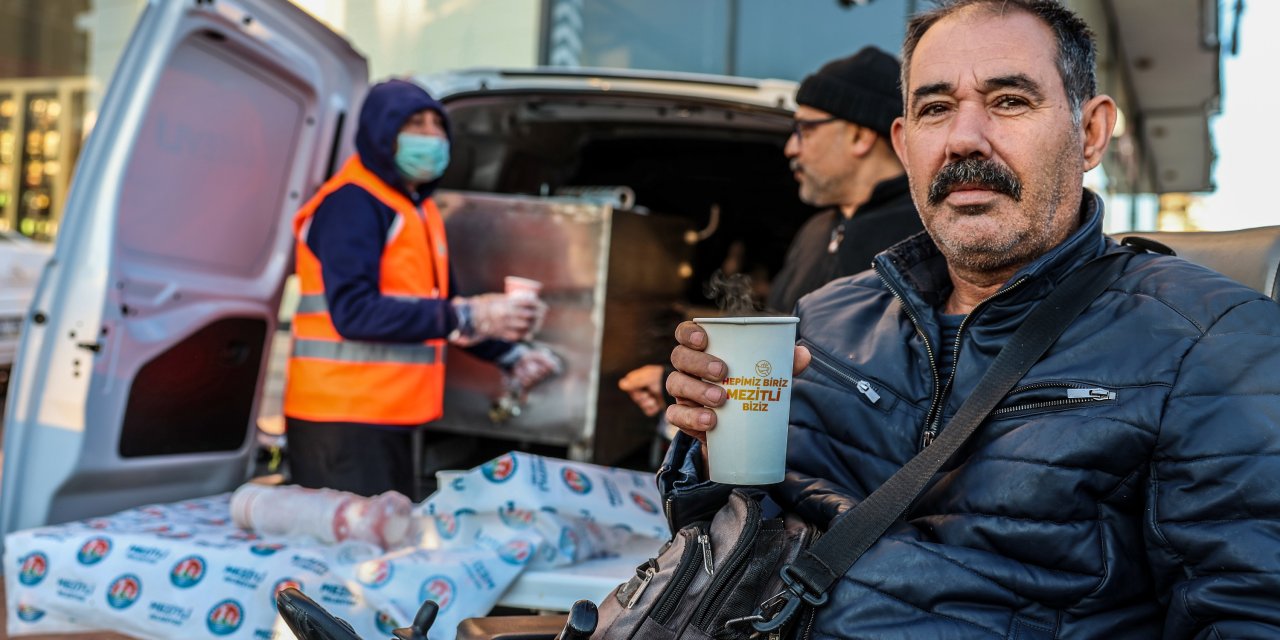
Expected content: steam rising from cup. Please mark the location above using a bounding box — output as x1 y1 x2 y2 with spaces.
704 269 761 316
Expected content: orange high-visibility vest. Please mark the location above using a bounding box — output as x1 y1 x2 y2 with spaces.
284 155 450 425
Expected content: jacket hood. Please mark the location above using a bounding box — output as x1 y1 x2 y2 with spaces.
355 79 452 200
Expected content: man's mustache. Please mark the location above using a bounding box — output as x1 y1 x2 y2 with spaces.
928 158 1022 205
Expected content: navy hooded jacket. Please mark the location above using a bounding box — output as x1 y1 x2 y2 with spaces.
304 79 512 362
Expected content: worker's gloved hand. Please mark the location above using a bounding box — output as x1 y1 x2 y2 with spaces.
509 344 562 390
451 293 546 346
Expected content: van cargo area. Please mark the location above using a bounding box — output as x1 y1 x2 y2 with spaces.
425 89 813 468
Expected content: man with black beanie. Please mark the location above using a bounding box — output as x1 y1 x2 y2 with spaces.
620 47 922 418
767 45 923 313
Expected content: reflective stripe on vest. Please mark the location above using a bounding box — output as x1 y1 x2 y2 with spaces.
291 338 439 365
296 293 425 316
295 294 328 315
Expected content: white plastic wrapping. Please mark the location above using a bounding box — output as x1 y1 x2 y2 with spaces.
4 453 667 640
230 485 413 550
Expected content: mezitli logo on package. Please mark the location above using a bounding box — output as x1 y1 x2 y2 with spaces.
375 610 400 635
357 560 394 588
482 453 518 483
631 491 659 514
170 555 206 588
18 552 49 586
16 604 46 622
207 599 244 636
106 574 142 610
77 537 112 565
420 575 456 612
498 539 534 565
561 466 593 495
434 508 474 540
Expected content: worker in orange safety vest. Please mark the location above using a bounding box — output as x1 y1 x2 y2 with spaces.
284 79 559 498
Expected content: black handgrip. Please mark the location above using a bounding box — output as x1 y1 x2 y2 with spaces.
554 600 598 640
392 600 439 640
275 587 362 640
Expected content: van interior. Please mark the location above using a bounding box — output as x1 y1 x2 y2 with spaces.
439 92 816 309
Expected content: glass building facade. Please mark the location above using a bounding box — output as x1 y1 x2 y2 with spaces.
0 0 1210 242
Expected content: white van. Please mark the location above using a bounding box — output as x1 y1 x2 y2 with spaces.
0 0 806 541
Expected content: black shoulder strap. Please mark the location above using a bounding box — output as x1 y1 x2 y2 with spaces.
753 249 1136 632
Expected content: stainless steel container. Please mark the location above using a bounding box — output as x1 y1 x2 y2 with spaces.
435 190 694 465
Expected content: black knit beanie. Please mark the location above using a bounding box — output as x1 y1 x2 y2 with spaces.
796 46 903 138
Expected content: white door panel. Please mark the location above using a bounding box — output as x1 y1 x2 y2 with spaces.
0 0 367 539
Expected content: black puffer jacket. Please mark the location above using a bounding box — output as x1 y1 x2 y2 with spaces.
660 191 1280 638
767 174 922 314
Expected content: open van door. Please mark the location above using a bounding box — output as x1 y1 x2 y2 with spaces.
0 0 366 539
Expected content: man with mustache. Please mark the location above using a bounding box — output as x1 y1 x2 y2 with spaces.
619 47 923 418
660 0 1280 636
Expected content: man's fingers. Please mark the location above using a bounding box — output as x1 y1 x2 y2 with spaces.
674 321 708 351
665 402 714 443
794 345 811 375
671 345 726 382
666 370 725 407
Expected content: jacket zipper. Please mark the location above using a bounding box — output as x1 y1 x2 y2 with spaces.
924 276 1031 447
807 350 882 405
878 264 1029 450
992 385 1116 416
651 526 707 624
798 606 816 640
874 265 941 448
690 495 762 629
665 495 676 534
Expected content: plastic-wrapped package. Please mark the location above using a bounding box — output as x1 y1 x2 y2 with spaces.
422 453 669 540
420 453 669 571
5 455 667 639
230 484 412 550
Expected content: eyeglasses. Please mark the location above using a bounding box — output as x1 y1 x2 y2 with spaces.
790 116 840 142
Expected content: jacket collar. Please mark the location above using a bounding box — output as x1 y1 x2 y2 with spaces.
857 174 910 216
873 189 1110 313
827 174 911 226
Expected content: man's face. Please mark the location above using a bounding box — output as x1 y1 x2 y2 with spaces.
784 105 859 208
401 109 446 138
892 7 1088 274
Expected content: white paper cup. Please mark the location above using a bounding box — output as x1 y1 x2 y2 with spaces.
693 316 799 484
504 276 543 300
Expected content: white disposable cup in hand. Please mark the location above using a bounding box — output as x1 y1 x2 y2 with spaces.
693 316 799 485
504 276 543 301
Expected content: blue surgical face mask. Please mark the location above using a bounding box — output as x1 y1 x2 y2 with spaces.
394 133 450 183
